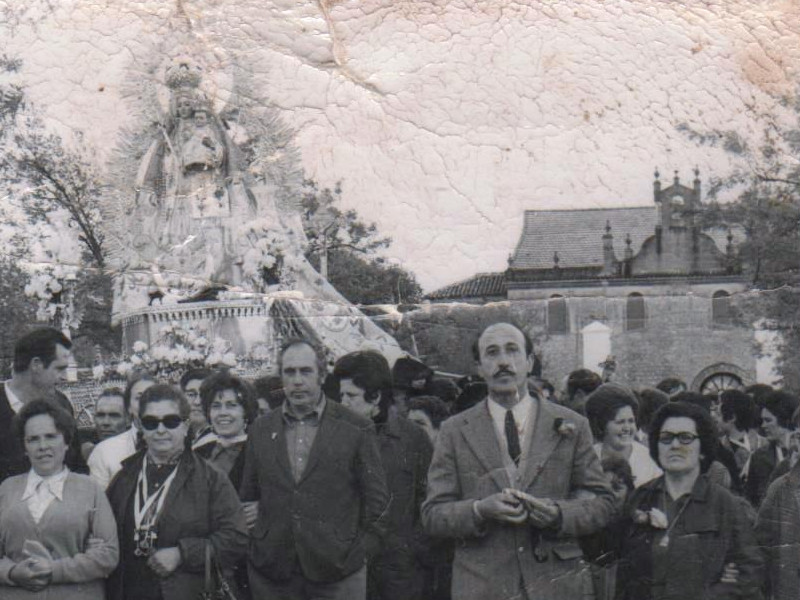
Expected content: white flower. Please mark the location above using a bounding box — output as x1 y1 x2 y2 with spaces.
222 352 237 367
133 340 148 353
648 508 669 529
92 364 105 380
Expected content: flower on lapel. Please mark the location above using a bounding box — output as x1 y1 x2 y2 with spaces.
553 418 576 438
633 507 669 529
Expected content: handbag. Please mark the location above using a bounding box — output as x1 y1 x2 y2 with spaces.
199 541 239 600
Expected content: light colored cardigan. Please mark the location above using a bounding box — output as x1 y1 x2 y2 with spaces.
0 471 119 600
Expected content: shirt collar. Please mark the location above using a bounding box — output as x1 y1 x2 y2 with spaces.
487 391 533 423
4 381 23 414
283 395 327 423
22 467 69 502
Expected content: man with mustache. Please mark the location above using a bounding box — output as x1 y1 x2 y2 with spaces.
422 322 614 600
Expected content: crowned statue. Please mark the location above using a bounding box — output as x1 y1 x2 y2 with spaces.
109 55 403 366
129 60 242 287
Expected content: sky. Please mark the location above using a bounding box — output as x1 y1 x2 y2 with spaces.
2 0 800 291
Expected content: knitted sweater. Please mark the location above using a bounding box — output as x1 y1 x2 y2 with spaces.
0 471 119 600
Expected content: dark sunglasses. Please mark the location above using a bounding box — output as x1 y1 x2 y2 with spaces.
657 431 699 445
140 415 184 431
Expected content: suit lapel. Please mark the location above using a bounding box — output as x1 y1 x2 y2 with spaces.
268 413 293 485
461 401 510 492
297 403 340 486
520 399 563 490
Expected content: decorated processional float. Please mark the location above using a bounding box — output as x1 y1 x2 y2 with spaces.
98 52 402 381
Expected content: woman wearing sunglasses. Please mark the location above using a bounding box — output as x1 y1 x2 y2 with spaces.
615 402 763 600
106 384 248 600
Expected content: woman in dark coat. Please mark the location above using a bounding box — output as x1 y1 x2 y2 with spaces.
194 371 258 491
615 402 763 600
106 384 247 600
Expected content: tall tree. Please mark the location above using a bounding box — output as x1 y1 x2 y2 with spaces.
680 89 800 389
0 57 105 268
300 179 422 305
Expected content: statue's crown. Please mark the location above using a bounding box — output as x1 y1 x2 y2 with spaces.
165 59 202 90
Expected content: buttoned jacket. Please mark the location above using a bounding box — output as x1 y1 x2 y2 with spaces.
239 400 390 583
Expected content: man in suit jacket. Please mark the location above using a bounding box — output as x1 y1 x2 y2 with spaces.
422 323 615 600
0 327 86 484
240 338 390 600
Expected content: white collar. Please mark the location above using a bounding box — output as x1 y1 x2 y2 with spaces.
215 432 248 448
22 468 69 502
487 392 533 423
4 381 23 414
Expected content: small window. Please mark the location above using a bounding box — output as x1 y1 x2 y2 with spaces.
547 295 568 334
626 293 645 330
712 290 731 325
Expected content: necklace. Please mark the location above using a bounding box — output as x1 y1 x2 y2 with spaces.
659 486 692 548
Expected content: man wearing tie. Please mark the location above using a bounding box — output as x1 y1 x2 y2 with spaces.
422 322 614 600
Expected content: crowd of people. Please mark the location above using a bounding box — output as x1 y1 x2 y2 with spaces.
0 324 798 599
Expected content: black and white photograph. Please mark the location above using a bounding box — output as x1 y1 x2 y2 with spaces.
0 1 799 599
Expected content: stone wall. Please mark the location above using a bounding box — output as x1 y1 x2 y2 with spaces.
398 292 759 394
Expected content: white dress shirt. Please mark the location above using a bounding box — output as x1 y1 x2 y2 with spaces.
487 392 536 462
88 426 138 489
4 381 23 414
22 467 69 524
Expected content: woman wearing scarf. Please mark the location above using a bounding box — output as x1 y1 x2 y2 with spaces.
194 371 258 490
106 384 247 600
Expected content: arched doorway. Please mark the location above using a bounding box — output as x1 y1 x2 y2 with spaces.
699 372 743 395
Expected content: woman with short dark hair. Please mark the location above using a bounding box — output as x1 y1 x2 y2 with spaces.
195 371 258 490
615 402 763 599
0 400 118 599
106 384 247 600
585 383 661 488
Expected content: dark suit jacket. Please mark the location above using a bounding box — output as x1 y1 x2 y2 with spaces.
239 400 390 583
422 398 615 600
375 414 433 562
0 384 87 484
106 450 248 600
745 443 781 507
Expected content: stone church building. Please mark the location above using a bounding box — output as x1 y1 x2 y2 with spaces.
424 169 770 393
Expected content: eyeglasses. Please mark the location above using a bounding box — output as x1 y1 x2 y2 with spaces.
657 431 700 445
140 415 184 431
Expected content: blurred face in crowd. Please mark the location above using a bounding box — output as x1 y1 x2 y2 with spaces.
25 414 67 477
129 379 155 421
604 406 636 452
658 417 702 477
141 400 187 462
281 343 324 416
761 408 787 445
95 394 128 440
408 409 437 444
209 389 247 439
340 379 379 420
31 344 71 397
476 324 532 400
183 378 209 431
